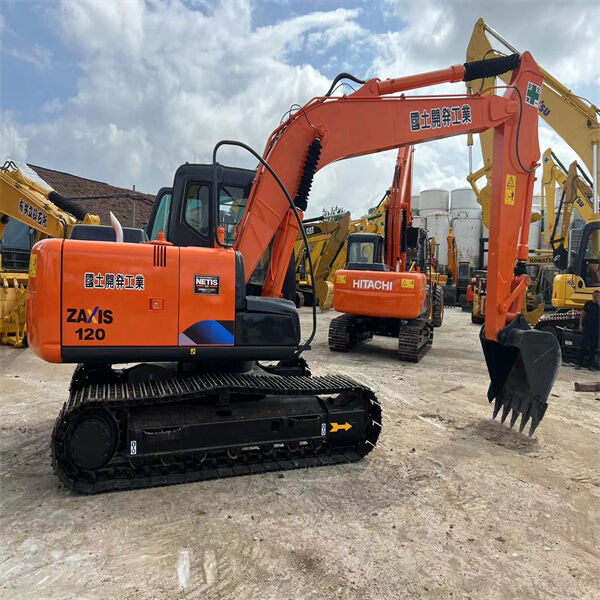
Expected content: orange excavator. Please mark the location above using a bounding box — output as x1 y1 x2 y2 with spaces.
328 145 439 360
27 52 559 493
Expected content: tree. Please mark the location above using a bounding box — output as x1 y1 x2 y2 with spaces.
321 205 346 222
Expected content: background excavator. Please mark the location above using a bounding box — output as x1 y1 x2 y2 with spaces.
27 53 559 493
328 145 443 361
0 161 100 347
293 192 391 310
294 212 351 308
535 160 600 350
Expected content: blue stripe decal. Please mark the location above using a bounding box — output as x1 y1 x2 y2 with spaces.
181 320 234 345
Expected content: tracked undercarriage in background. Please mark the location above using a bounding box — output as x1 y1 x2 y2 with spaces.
328 313 433 362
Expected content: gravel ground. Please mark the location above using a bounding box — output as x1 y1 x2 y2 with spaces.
1 307 599 599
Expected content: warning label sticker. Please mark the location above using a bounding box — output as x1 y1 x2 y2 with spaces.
401 279 415 288
505 174 516 205
195 275 220 295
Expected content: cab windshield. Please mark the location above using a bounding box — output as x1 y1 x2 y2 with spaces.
348 241 376 264
219 184 250 245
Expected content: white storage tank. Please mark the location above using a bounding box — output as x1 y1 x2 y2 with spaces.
528 219 541 250
529 202 542 249
452 217 482 266
450 188 481 219
426 211 451 266
411 215 426 230
411 195 420 213
419 189 449 216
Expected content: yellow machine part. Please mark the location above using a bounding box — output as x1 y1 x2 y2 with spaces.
523 293 545 325
316 279 334 311
0 272 29 347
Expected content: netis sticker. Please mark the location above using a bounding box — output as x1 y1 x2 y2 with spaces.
195 275 220 295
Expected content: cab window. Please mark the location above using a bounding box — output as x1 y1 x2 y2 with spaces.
218 184 250 245
583 229 600 287
149 193 172 240
348 241 375 264
184 184 210 238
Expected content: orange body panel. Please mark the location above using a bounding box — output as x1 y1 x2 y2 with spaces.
178 246 236 345
27 239 63 362
27 239 236 362
333 270 427 319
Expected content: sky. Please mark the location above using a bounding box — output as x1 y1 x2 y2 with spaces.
1 0 599 219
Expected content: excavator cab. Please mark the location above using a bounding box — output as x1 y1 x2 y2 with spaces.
346 233 386 270
574 221 600 288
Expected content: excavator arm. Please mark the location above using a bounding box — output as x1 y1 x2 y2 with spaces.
542 151 595 249
235 52 558 433
238 53 535 337
385 146 414 272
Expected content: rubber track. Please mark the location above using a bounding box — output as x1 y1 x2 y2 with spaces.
328 314 353 351
397 321 433 362
52 372 381 494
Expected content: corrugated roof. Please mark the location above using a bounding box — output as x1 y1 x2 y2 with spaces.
26 164 156 227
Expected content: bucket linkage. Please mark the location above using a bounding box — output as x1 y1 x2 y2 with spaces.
480 315 561 436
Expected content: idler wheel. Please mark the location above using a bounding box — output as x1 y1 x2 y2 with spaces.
66 411 118 471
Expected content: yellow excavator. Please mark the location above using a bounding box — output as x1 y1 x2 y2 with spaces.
294 212 351 308
466 18 599 230
535 161 600 340
0 161 99 346
540 149 592 251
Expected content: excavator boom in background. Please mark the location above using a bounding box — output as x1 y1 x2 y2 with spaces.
540 149 593 252
466 18 600 229
27 52 559 493
0 162 100 346
294 212 351 308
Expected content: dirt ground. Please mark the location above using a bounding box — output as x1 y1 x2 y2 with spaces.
1 307 599 599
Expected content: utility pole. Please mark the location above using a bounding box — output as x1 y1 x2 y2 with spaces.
132 184 136 227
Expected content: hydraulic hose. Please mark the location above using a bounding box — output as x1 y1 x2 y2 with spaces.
212 140 318 355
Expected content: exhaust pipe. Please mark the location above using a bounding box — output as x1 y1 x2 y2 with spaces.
480 315 560 436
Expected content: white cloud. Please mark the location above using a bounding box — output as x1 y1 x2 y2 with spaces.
0 0 597 223
7 43 53 70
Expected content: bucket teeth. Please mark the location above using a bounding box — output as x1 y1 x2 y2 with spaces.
480 317 560 437
500 402 511 424
492 398 502 419
529 413 541 437
519 404 532 433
